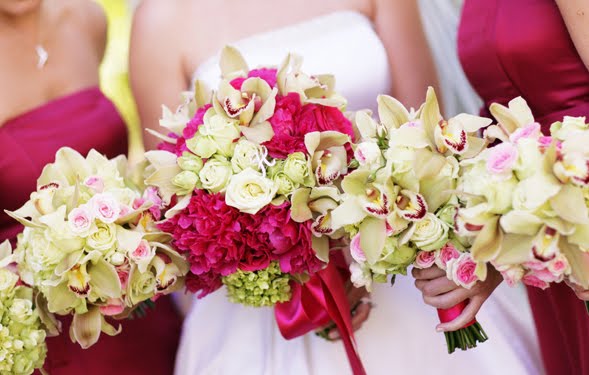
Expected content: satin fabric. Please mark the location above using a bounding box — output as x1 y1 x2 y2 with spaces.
0 87 181 375
459 1 589 374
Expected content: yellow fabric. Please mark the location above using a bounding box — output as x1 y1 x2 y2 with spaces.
96 0 144 160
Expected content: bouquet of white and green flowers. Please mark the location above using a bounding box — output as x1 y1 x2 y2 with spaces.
5 148 189 349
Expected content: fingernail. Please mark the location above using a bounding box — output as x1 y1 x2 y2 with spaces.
435 326 444 332
328 331 339 340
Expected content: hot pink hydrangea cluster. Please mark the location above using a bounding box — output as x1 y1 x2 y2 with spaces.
159 191 324 298
264 93 355 159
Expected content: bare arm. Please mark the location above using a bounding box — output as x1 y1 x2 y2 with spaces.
129 0 188 150
556 0 589 71
372 0 441 109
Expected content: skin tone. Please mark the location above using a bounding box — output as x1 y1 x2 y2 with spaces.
414 1 589 333
0 0 106 126
130 0 440 337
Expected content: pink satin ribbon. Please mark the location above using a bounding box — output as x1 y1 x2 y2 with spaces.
437 300 476 327
275 256 366 375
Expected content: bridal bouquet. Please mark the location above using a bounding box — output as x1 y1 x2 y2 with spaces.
147 46 354 307
5 148 188 348
458 98 589 310
334 87 491 352
0 241 48 375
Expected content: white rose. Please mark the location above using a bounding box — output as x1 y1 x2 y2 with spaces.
199 157 233 193
410 213 449 251
231 139 263 173
354 141 383 168
349 262 373 291
225 168 278 214
86 222 117 252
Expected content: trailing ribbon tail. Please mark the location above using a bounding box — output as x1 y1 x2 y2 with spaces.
275 254 367 375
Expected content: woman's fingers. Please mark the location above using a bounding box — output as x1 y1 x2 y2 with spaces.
436 296 484 332
423 286 473 310
326 299 373 340
412 266 447 280
415 276 458 297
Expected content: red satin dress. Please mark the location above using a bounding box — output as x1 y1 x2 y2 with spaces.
0 87 181 375
459 1 589 374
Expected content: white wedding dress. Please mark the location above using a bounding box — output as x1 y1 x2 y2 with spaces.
175 9 543 375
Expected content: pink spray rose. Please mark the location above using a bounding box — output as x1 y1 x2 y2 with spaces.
435 242 461 270
448 253 479 289
91 193 121 223
509 122 541 144
414 250 436 269
67 205 95 235
522 273 550 289
486 142 518 175
84 176 104 193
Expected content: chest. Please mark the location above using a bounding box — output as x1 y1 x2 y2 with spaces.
0 26 99 125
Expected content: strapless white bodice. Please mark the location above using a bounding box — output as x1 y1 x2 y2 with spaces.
193 11 391 113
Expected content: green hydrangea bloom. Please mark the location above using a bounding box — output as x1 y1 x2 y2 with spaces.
0 280 47 375
222 262 291 307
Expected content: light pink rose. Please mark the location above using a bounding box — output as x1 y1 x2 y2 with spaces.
448 253 479 289
486 142 518 175
523 260 547 271
67 205 95 235
548 255 569 276
497 265 524 287
530 267 563 283
132 240 151 258
91 193 121 223
414 250 436 269
99 298 125 316
522 273 550 289
116 263 130 290
350 233 367 263
509 122 541 144
84 175 105 193
435 242 461 270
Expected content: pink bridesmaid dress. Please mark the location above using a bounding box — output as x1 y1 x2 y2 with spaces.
458 1 589 374
0 87 181 375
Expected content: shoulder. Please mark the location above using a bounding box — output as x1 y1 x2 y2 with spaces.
59 0 107 60
134 0 195 32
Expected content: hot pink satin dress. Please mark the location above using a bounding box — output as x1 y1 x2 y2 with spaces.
458 1 589 373
0 87 181 374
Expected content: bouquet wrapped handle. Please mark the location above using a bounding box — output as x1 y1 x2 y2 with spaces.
437 300 488 353
275 256 366 375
